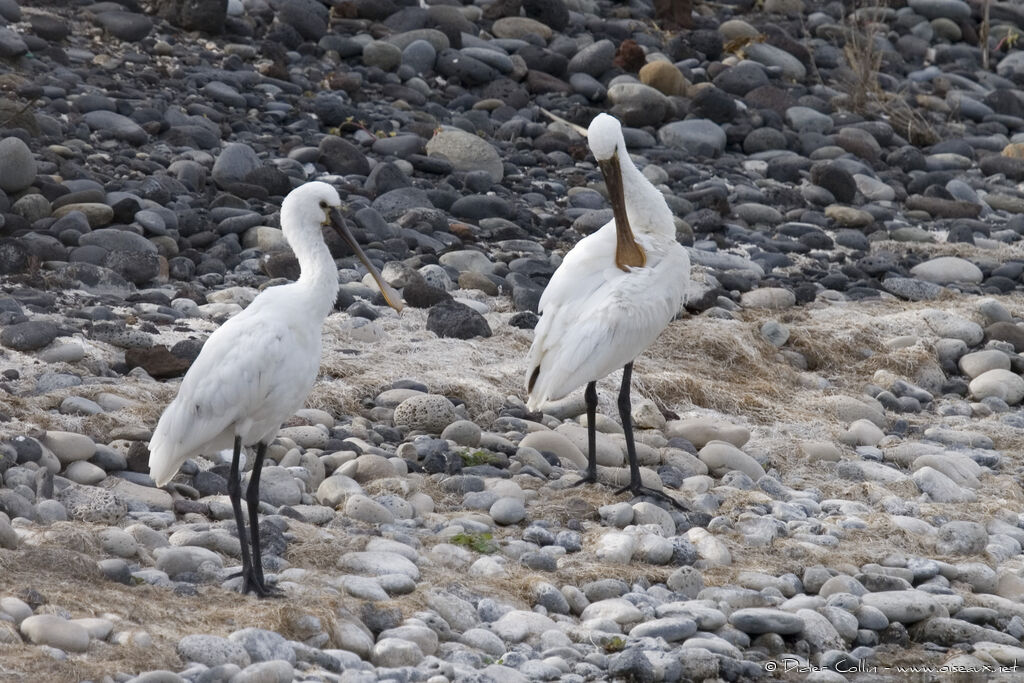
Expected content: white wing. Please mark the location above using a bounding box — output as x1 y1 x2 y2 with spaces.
526 225 689 410
148 291 321 485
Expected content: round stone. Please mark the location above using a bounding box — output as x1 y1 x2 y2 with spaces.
728 608 805 635
392 394 457 432
490 497 526 525
176 634 251 668
21 615 90 652
910 256 983 285
426 129 503 183
0 137 36 192
345 494 396 525
658 119 727 158
969 369 1024 405
440 420 482 447
371 637 423 667
959 350 1011 378
698 441 765 480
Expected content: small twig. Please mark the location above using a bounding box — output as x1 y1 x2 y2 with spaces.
981 0 991 71
0 96 38 129
540 108 588 137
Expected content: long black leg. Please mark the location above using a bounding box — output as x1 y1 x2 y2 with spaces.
573 381 599 486
614 362 687 510
227 435 259 595
619 363 642 489
245 442 278 597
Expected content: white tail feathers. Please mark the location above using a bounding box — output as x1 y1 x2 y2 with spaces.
148 401 188 487
148 452 178 487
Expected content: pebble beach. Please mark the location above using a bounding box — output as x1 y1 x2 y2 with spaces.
3 0 1024 681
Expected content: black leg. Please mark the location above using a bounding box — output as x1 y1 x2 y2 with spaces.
245 442 279 597
573 381 599 486
614 363 687 510
619 362 642 489
227 435 259 595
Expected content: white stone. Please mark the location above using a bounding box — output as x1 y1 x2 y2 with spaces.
921 309 983 345
554 423 623 467
911 256 983 284
0 597 32 624
596 531 637 564
339 552 420 580
959 350 1011 379
740 287 796 309
698 440 765 480
518 430 586 469
632 502 675 536
64 460 106 485
969 369 1024 405
491 610 557 642
345 495 395 525
490 497 526 525
632 398 666 430
21 615 90 652
580 598 644 625
98 528 138 558
685 528 731 566
316 474 363 507
666 417 750 448
40 431 96 466
840 419 885 446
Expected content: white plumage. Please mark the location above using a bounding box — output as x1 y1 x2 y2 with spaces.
525 113 689 506
526 114 690 409
148 286 325 487
525 227 689 409
148 180 402 594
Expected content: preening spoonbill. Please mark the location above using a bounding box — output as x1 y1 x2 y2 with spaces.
526 113 690 509
148 181 403 596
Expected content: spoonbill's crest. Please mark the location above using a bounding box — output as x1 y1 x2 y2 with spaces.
587 113 624 161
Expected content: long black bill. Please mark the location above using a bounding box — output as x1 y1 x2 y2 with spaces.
328 209 404 312
598 153 645 272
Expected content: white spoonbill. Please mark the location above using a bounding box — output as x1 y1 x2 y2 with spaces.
148 181 403 596
525 113 690 508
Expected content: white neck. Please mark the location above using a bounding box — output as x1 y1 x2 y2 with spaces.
283 209 339 320
616 141 675 239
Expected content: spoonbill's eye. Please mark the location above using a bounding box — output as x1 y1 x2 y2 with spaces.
319 200 328 209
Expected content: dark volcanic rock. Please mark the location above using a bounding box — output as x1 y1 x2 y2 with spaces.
523 0 568 31
94 11 153 42
985 322 1024 352
1 321 58 351
426 300 492 339
125 346 193 378
154 0 227 34
810 163 856 204
0 239 30 275
319 136 370 176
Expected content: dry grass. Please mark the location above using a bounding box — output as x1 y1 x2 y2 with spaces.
311 308 532 422
283 521 369 571
833 1 940 145
4 279 1024 679
0 545 324 683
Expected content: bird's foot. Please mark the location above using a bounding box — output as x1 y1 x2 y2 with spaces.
571 471 598 487
615 483 688 511
228 568 282 598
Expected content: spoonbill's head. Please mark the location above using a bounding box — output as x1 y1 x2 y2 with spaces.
587 112 624 161
282 180 343 232
282 181 405 312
